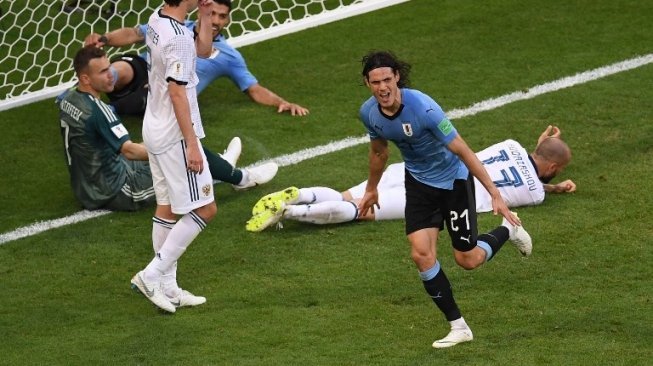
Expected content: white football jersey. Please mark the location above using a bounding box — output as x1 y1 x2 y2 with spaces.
142 10 204 154
474 139 545 212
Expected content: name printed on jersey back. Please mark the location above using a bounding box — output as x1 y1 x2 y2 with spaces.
60 100 83 121
507 142 538 192
146 24 159 45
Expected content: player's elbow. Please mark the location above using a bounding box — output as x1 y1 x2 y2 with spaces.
120 141 147 161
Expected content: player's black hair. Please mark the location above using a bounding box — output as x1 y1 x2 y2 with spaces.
163 0 183 6
361 50 411 88
73 45 106 76
213 0 232 11
163 0 231 10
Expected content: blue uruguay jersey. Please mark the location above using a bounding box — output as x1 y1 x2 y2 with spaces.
359 88 468 189
138 21 258 94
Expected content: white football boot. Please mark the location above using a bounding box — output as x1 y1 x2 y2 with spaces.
168 289 207 308
221 137 242 167
502 211 532 256
432 327 474 349
233 162 279 191
130 271 176 313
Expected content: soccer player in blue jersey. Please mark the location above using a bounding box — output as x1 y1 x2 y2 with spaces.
357 51 533 348
82 0 308 117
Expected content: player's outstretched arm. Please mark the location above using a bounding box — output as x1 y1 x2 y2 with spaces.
246 84 309 116
448 135 520 226
120 141 148 161
358 138 388 217
85 26 145 48
544 179 576 193
195 0 214 58
536 125 562 147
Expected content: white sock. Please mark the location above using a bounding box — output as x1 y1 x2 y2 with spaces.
152 217 179 297
297 186 343 204
161 262 181 298
152 217 176 253
284 201 357 224
144 212 206 282
238 169 249 186
450 317 469 330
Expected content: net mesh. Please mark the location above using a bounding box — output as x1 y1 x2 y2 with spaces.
0 0 375 105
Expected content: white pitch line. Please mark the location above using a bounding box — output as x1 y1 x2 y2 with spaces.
256 135 369 168
259 53 653 167
1 53 651 245
0 210 111 245
447 53 653 119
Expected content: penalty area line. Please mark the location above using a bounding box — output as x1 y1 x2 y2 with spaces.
1 53 651 245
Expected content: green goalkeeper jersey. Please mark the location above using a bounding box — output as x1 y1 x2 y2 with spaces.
58 89 132 209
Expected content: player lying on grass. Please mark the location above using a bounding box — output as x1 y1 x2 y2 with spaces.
74 0 309 117
57 46 277 212
246 126 574 231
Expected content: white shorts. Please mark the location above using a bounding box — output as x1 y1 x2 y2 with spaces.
348 162 406 221
373 186 406 220
149 139 214 215
348 162 406 199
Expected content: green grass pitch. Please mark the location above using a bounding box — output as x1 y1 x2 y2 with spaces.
0 0 652 364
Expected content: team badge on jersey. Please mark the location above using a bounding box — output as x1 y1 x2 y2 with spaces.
402 123 413 137
202 184 212 197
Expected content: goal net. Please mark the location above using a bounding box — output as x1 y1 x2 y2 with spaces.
0 0 408 112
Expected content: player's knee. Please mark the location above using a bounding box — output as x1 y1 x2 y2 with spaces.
196 202 218 222
455 258 480 270
155 204 175 221
410 248 434 268
453 253 484 270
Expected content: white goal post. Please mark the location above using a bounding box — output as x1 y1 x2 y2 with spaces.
0 0 409 112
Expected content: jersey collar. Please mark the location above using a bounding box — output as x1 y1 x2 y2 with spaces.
377 103 404 120
528 154 550 183
158 9 185 25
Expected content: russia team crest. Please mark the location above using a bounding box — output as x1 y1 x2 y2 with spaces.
402 123 413 137
202 184 212 197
